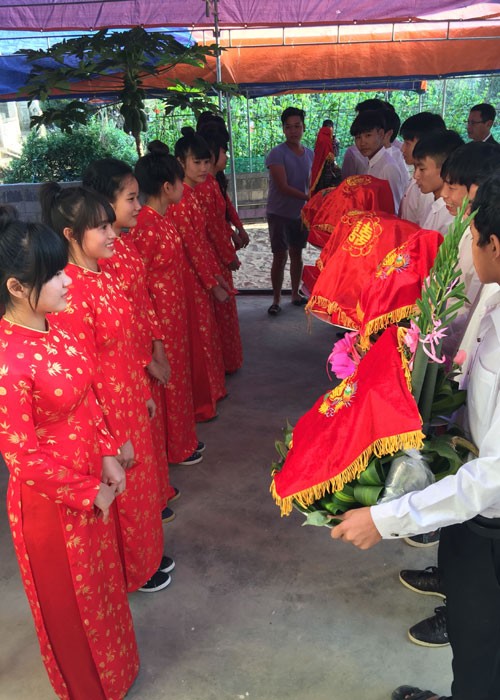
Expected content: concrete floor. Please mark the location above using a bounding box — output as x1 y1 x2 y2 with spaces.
0 296 451 700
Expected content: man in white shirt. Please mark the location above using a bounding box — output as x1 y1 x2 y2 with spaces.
350 110 405 211
331 169 500 700
398 112 446 225
412 130 464 236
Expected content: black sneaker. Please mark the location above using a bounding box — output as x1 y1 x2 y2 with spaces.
169 487 181 503
404 530 440 547
197 441 206 453
408 605 449 647
138 570 171 593
161 507 175 523
177 451 203 466
159 555 175 574
399 566 445 599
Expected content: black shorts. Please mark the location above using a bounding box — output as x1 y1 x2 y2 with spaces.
267 213 308 253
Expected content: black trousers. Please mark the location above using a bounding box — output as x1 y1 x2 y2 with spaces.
439 523 500 700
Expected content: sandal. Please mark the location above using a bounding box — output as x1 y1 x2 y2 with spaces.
291 296 307 306
268 303 281 315
392 686 440 700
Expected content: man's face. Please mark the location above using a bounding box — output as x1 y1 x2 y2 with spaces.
441 179 469 216
414 156 443 196
401 137 418 165
467 110 492 142
354 128 384 159
283 116 304 145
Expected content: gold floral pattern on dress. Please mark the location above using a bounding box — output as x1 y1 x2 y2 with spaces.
0 318 139 699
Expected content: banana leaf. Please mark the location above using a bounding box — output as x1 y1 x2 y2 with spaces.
353 483 385 506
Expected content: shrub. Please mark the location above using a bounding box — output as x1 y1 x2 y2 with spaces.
2 121 137 184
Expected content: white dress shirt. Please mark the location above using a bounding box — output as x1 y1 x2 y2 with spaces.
341 144 368 179
421 196 454 236
367 147 405 212
372 290 500 538
399 178 434 225
390 145 410 193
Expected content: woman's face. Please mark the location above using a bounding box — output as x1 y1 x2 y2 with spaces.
112 175 141 229
34 269 72 314
182 151 210 185
81 218 117 262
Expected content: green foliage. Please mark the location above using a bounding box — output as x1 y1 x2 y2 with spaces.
19 27 227 155
147 74 500 171
2 121 137 183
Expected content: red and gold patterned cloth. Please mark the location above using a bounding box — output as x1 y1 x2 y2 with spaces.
271 326 424 515
195 174 243 374
306 212 420 329
170 183 227 421
55 263 164 591
101 234 174 505
303 175 395 249
132 205 199 464
358 228 443 348
0 318 139 699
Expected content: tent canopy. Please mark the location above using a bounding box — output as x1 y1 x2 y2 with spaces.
0 0 500 31
0 3 499 102
1 20 499 102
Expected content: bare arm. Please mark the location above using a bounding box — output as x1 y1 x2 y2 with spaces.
268 164 309 201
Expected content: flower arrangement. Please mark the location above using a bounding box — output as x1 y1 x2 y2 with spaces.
271 201 478 525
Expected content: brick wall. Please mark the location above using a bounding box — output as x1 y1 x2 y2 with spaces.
0 172 269 222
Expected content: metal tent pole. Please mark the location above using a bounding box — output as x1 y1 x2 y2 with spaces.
246 91 252 172
207 0 223 110
226 92 238 210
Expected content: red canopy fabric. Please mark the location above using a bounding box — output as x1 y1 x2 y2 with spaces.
0 0 499 31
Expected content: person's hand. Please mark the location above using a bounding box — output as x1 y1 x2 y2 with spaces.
101 456 126 495
146 358 170 385
146 397 156 419
215 274 231 292
232 233 243 251
238 228 250 248
94 483 116 524
117 439 135 469
330 507 382 550
228 255 241 271
212 284 229 303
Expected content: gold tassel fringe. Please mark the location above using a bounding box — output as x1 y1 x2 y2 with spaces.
306 295 359 329
270 429 425 516
359 305 417 350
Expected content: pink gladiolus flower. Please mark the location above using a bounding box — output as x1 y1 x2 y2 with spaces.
403 320 420 370
454 349 467 366
404 321 420 354
421 319 448 364
327 331 361 379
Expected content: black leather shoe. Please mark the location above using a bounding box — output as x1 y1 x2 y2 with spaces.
399 566 445 598
391 686 440 700
408 605 449 647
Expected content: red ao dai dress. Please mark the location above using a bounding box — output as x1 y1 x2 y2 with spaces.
195 174 243 374
169 183 227 421
131 205 198 464
100 234 174 506
0 317 139 700
54 263 164 591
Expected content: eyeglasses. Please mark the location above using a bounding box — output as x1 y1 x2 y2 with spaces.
467 119 486 125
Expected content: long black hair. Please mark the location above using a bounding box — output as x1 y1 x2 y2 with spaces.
135 141 185 196
82 158 135 204
174 126 211 162
0 205 68 309
39 182 115 246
